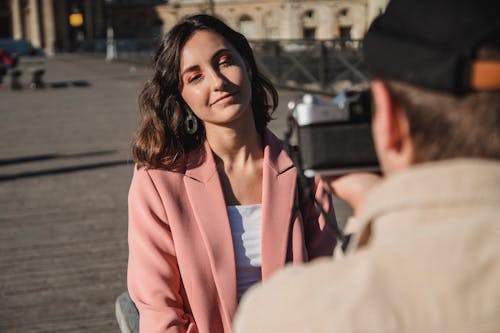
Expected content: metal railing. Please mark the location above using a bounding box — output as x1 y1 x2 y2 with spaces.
250 39 368 94
79 38 369 94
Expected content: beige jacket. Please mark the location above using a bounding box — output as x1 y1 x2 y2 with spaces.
234 159 500 333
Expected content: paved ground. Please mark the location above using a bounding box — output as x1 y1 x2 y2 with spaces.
0 54 351 332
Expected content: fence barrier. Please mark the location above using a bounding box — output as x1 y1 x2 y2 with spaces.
79 38 369 94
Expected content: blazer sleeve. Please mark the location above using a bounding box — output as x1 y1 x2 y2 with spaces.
127 167 198 333
302 177 337 259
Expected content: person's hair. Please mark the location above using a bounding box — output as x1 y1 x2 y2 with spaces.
383 45 500 163
132 14 278 169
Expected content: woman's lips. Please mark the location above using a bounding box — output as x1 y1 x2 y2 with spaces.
211 92 238 105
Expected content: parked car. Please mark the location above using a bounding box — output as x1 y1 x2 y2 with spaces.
0 38 45 57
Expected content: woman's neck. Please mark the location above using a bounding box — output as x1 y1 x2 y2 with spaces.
205 123 263 167
203 110 265 205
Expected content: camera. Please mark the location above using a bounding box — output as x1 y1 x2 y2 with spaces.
289 89 379 177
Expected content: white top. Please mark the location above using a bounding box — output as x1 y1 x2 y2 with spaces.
227 204 263 301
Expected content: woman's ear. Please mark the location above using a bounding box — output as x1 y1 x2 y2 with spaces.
371 80 414 174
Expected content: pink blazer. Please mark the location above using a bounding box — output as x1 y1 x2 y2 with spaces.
127 130 336 333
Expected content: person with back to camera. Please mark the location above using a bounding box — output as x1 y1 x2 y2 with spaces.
127 14 337 333
233 0 500 331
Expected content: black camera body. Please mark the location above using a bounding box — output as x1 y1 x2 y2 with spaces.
290 89 379 177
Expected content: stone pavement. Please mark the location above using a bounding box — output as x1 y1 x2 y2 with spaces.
0 54 351 332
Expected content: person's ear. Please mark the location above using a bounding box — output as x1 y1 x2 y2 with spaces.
371 80 414 174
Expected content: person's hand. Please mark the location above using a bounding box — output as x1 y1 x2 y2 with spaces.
322 173 381 217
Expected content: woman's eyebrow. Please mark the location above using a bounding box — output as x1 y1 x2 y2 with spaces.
211 48 232 61
180 48 233 78
180 65 200 78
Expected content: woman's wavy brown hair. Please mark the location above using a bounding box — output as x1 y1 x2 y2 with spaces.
132 14 278 170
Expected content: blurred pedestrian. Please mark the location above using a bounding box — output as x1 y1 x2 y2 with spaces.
127 14 337 333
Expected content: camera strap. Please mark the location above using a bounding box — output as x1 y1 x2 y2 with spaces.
283 111 349 252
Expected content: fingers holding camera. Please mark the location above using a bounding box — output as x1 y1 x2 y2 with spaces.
322 173 381 217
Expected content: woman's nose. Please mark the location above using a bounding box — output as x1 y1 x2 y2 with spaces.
208 70 225 91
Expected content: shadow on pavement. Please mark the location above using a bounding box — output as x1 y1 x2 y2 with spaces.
0 150 118 166
48 80 92 88
0 159 132 182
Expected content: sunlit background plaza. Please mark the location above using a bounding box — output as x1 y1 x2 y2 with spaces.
0 0 388 331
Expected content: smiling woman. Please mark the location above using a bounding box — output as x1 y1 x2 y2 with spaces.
133 15 276 170
128 14 337 333
179 30 253 134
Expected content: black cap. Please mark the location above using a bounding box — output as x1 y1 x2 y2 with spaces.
363 0 500 94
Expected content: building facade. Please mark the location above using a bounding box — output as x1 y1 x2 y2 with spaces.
6 0 108 54
3 0 388 54
4 0 165 54
156 0 389 41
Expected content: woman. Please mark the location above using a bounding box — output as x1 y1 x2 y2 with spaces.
128 14 336 333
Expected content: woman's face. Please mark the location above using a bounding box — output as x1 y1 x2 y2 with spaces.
178 30 253 129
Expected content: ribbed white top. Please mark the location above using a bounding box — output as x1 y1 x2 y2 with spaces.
227 204 263 302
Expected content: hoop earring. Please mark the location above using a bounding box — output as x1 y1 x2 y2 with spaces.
185 109 198 135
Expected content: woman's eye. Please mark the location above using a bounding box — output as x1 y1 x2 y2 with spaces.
187 73 202 84
219 56 233 67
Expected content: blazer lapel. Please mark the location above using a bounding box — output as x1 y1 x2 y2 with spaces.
183 141 237 324
261 130 297 280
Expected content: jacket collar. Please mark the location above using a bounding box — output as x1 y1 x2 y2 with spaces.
362 158 500 222
262 129 295 175
182 129 297 323
347 158 500 253
260 130 297 279
185 129 294 183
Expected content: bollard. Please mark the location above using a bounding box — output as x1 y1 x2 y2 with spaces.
29 68 46 89
10 68 22 90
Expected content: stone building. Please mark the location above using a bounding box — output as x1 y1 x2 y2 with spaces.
0 2 11 38
3 0 388 55
156 0 389 40
5 0 108 54
4 0 165 54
